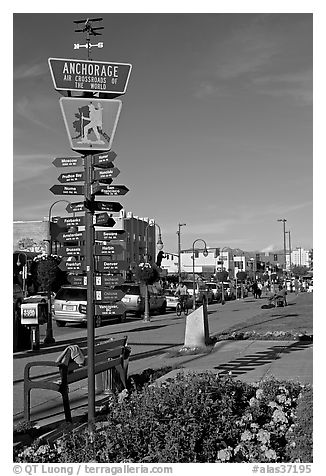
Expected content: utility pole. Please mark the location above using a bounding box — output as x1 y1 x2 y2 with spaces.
277 218 287 276
286 230 292 272
177 223 186 283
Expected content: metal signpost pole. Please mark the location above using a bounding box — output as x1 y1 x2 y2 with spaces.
85 154 95 431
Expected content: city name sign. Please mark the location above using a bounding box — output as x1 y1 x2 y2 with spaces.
57 216 85 228
48 58 132 95
95 230 126 241
50 184 84 196
94 244 124 256
58 260 86 273
53 156 85 168
95 302 126 316
94 274 124 288
95 258 128 273
60 97 122 152
94 289 125 303
92 150 117 168
57 231 85 243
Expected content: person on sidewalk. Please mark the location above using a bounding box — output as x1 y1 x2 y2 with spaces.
276 285 288 306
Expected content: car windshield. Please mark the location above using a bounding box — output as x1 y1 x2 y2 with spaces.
116 285 140 295
55 288 87 301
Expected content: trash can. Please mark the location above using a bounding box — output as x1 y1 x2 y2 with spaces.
13 307 31 352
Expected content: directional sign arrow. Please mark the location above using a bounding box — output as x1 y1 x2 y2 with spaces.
66 202 85 213
93 167 120 182
52 156 85 168
95 230 126 241
94 274 124 288
94 289 125 303
57 231 85 243
94 244 124 256
58 245 85 256
91 183 129 196
93 213 116 227
95 302 126 316
92 150 117 168
58 260 86 273
68 275 87 286
58 171 85 183
91 201 123 213
50 184 84 196
95 258 128 273
57 216 85 228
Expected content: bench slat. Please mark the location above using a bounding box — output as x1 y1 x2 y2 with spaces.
66 357 121 384
93 337 127 355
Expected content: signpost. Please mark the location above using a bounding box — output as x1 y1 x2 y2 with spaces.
50 184 84 196
91 183 129 196
58 171 85 183
57 231 85 243
92 150 117 167
48 58 132 96
53 156 85 168
93 213 116 227
48 39 131 433
60 97 122 152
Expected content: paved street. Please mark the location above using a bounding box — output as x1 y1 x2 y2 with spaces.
13 292 312 426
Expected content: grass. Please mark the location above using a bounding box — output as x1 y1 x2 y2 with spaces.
214 292 313 340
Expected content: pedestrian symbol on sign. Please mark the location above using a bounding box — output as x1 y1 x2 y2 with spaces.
60 97 122 152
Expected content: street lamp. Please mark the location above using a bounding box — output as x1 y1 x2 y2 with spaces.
285 230 292 273
192 239 208 311
177 223 186 283
277 218 287 278
48 200 73 254
218 246 230 305
144 222 164 322
16 252 28 298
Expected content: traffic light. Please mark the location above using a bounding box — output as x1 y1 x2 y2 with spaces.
214 248 220 258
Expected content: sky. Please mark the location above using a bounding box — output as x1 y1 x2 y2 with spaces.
12 9 313 256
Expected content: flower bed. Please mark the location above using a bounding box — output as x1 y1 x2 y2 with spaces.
214 330 313 341
14 373 312 463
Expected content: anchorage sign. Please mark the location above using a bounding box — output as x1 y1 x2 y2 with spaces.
48 58 132 95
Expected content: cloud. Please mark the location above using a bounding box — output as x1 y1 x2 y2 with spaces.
14 97 58 132
13 62 48 81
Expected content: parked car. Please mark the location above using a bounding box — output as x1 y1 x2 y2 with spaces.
116 283 167 318
164 289 192 311
223 282 236 301
52 286 126 327
182 280 213 304
205 282 222 303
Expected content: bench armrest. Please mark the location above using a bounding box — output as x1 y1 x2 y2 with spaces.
24 361 60 381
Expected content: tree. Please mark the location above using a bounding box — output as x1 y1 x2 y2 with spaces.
291 265 309 277
216 270 228 282
33 255 67 294
236 271 247 282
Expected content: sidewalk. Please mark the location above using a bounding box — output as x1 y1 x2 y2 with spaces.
13 293 312 430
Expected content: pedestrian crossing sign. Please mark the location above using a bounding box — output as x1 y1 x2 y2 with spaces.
59 97 122 152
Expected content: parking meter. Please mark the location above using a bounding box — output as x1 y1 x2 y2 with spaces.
21 303 48 350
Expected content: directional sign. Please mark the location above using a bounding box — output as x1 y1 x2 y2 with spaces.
57 216 85 228
58 260 86 273
94 289 125 303
57 231 85 243
50 184 84 196
95 302 126 316
93 167 120 182
68 275 87 286
60 97 122 152
94 274 124 288
92 150 117 168
95 258 128 273
58 171 85 183
58 245 85 256
48 58 132 96
94 244 124 256
79 304 87 314
95 230 126 241
93 213 116 227
91 183 129 196
91 201 123 213
66 202 85 213
53 156 85 168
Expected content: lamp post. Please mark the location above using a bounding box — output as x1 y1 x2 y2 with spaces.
144 222 164 322
286 230 292 274
44 200 72 344
277 218 287 279
192 239 208 311
16 252 28 297
218 246 230 305
177 223 186 283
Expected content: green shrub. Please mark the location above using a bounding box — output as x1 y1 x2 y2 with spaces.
14 373 312 463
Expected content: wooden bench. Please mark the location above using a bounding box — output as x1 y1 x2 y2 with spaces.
24 337 130 423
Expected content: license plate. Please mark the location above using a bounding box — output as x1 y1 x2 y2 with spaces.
62 304 76 311
123 297 131 302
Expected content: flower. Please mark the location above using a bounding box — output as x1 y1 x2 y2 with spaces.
216 448 232 461
249 397 257 407
265 449 277 460
272 409 288 424
276 394 286 403
257 429 270 444
241 430 252 441
256 389 264 399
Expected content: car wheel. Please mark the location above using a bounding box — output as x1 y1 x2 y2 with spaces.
135 310 142 319
160 302 167 314
56 321 66 327
119 312 127 323
95 315 102 328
